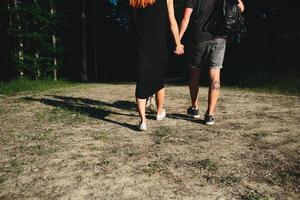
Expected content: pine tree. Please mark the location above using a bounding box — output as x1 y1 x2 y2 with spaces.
4 0 63 80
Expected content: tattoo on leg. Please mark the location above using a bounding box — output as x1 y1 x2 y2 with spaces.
211 80 221 90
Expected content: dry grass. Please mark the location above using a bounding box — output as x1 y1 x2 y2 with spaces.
0 84 299 199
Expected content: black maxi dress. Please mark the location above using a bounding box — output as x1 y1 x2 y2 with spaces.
135 0 168 99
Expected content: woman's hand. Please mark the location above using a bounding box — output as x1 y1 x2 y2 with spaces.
174 44 184 55
238 0 245 12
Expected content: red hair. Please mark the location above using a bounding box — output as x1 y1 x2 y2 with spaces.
129 0 156 8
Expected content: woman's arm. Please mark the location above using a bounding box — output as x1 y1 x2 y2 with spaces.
166 0 184 54
179 8 193 40
238 0 245 12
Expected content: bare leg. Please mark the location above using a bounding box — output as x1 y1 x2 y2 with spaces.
155 88 165 114
136 98 147 123
207 68 221 115
189 68 201 109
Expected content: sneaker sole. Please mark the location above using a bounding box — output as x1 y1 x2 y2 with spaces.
156 110 166 121
138 123 147 131
138 127 147 131
187 114 201 119
205 121 215 125
156 115 166 121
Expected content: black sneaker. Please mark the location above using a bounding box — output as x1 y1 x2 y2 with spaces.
204 114 215 125
187 107 200 118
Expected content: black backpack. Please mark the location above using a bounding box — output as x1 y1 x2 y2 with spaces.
210 0 247 44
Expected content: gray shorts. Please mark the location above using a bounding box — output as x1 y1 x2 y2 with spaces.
187 38 226 69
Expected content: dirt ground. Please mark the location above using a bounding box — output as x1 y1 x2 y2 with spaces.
0 84 299 200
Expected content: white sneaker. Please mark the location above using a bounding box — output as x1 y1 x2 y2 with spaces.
138 122 147 131
156 109 166 121
146 96 153 108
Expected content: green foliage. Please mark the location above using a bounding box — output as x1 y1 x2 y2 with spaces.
2 0 64 80
0 78 74 95
223 54 300 95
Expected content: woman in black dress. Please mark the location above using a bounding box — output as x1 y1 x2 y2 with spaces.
130 0 184 131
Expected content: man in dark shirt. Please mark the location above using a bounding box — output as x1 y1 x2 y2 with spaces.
179 0 244 125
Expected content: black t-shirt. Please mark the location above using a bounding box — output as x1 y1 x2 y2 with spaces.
186 0 220 42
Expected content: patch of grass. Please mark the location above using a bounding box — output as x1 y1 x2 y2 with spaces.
223 55 300 95
254 159 277 170
0 131 15 145
0 175 8 184
0 134 9 144
154 126 177 144
251 132 268 141
0 78 76 96
36 107 88 124
225 80 300 96
270 168 300 186
241 191 274 200
50 107 88 121
91 132 109 140
167 136 190 145
19 144 57 156
119 144 141 157
95 105 111 112
219 174 242 185
9 159 24 174
0 159 25 175
70 153 84 160
196 159 218 172
126 149 141 157
143 161 163 176
223 71 300 96
89 146 102 152
0 107 5 114
29 130 58 144
100 159 112 165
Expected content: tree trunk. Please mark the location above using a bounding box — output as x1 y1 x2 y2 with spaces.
53 69 57 81
99 0 108 81
14 0 24 77
50 1 58 81
33 0 40 80
92 0 98 82
7 0 12 26
81 0 88 81
52 35 58 81
35 52 40 80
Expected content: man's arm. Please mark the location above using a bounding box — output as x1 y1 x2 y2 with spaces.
238 0 245 12
179 8 193 40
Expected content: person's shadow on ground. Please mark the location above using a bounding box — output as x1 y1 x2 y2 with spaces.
22 95 138 131
167 113 205 124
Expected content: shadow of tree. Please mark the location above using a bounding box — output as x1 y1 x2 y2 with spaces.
22 96 138 131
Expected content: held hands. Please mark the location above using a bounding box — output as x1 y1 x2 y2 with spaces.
174 44 184 55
